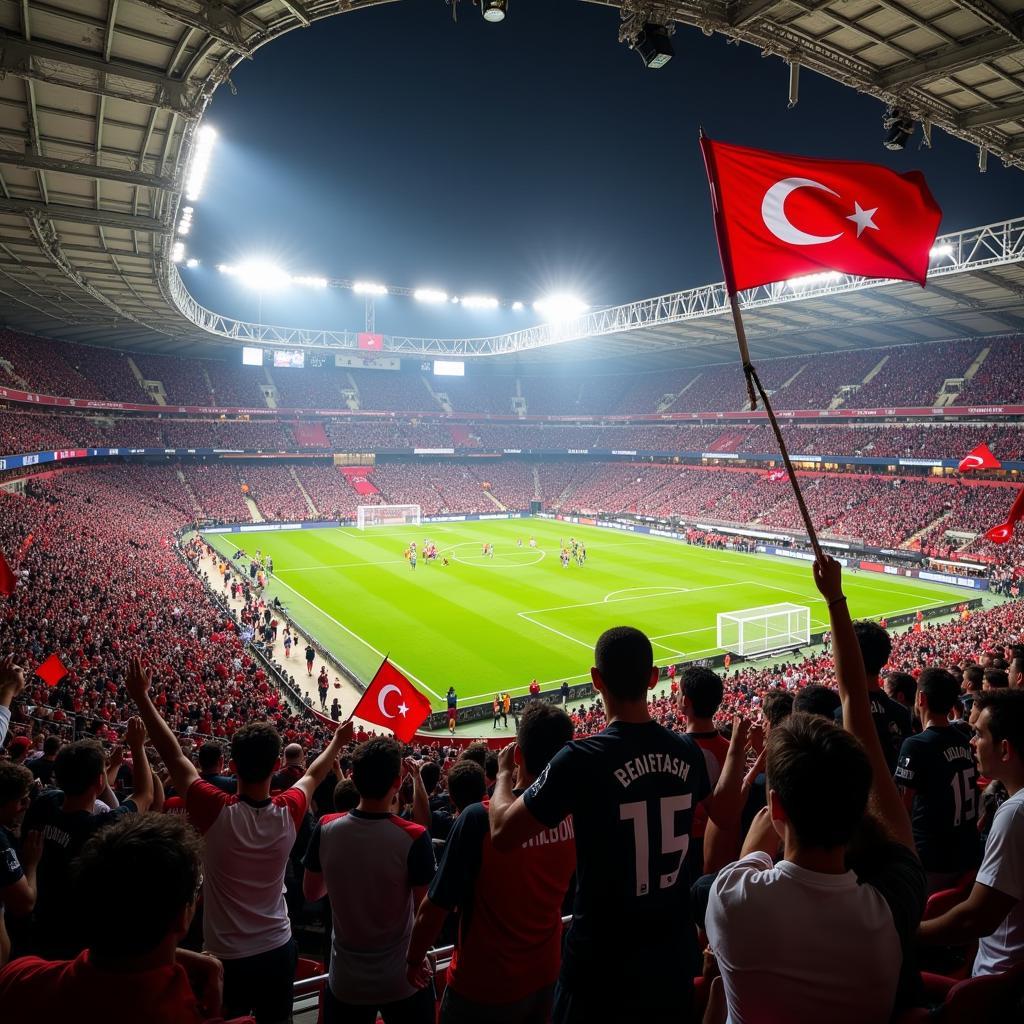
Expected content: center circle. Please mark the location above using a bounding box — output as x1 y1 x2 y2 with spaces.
447 542 546 569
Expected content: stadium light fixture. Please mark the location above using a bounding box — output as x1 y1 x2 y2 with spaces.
222 260 293 292
481 0 509 22
292 275 328 288
631 24 674 69
461 295 500 309
786 271 841 290
185 258 199 269
413 287 449 304
533 294 588 320
353 281 388 296
185 125 217 201
171 241 185 264
930 244 953 259
512 301 524 311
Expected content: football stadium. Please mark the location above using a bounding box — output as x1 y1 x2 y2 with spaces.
1 1 1024 1022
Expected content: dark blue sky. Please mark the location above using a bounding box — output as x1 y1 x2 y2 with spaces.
184 0 1022 338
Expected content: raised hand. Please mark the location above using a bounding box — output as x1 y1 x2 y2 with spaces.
0 654 27 702
125 656 152 704
730 716 751 752
812 554 844 604
748 722 765 756
406 955 433 990
125 715 147 749
107 744 125 770
19 829 43 871
497 741 516 775
331 718 354 748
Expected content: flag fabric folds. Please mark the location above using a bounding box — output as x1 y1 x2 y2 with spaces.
700 137 942 294
984 487 1024 545
351 658 432 743
0 553 15 597
35 654 69 687
958 444 1002 473
765 469 787 482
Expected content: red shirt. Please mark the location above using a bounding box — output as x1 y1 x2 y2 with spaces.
689 730 731 840
0 951 204 1024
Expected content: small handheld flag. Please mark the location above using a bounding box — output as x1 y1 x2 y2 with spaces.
958 444 1002 473
351 658 432 743
984 487 1024 545
35 654 69 688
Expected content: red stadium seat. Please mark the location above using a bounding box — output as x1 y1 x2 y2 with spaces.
904 962 1024 1023
924 870 977 920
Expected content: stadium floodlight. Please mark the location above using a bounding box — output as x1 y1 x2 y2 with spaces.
461 295 500 309
512 301 524 311
177 205 194 235
171 241 185 263
413 287 448 304
481 0 509 22
229 260 292 292
786 270 842 290
632 24 674 69
533 294 588 320
185 124 217 201
353 281 388 295
185 258 199 269
930 244 953 259
292 275 328 288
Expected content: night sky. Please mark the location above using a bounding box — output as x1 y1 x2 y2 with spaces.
183 0 1023 340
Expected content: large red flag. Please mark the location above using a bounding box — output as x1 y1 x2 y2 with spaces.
352 659 432 743
0 552 15 597
358 332 383 352
984 487 1024 545
700 138 942 294
958 444 1001 472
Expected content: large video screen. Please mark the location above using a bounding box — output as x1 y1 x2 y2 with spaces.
273 350 305 369
434 360 465 377
242 346 264 367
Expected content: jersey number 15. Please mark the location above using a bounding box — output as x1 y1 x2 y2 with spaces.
620 795 692 897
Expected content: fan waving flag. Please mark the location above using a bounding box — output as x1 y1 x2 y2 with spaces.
35 654 69 687
958 444 1002 473
700 137 942 294
352 658 432 743
0 552 15 597
984 487 1024 545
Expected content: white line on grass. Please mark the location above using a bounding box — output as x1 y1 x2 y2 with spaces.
517 613 594 651
603 586 690 602
268 573 444 701
521 581 748 617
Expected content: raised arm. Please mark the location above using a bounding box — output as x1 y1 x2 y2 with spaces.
125 656 198 797
813 556 913 850
292 720 353 804
703 716 751 828
0 655 27 747
123 716 154 812
489 742 549 851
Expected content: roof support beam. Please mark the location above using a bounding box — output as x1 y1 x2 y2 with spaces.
874 31 1022 90
947 2 1024 43
278 0 312 27
0 194 168 233
728 0 783 27
958 98 1024 128
0 150 176 191
0 34 202 116
129 0 254 58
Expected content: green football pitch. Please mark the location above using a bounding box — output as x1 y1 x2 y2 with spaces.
204 518 965 709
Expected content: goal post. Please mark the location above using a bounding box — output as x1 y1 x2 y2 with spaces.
356 504 421 529
717 603 811 657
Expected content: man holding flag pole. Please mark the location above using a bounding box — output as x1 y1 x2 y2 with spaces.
699 133 942 558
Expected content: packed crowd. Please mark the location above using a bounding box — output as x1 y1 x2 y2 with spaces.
4 328 1024 416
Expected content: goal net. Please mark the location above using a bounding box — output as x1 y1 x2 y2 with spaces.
356 504 421 529
717 603 810 657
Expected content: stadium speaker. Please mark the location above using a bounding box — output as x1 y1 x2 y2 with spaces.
632 24 674 69
530 499 542 513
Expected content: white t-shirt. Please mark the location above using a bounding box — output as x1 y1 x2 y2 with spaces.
974 788 1024 976
708 850 919 1024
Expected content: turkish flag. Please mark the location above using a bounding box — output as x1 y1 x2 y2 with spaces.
35 654 69 687
765 469 787 482
958 444 1002 472
351 658 432 743
984 487 1024 545
358 332 384 352
0 552 15 597
18 533 34 558
701 138 942 294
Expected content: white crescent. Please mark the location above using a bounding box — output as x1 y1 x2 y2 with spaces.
377 683 402 719
961 455 983 469
761 177 843 246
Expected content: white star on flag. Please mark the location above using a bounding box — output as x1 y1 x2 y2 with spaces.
397 701 409 717
846 202 879 238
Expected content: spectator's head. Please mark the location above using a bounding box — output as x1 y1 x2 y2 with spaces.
54 739 107 798
333 778 360 813
484 754 498 786
8 735 31 764
761 689 794 733
884 672 919 709
420 760 441 795
197 742 225 774
74 814 203 961
963 664 984 692
917 667 960 719
679 666 724 721
230 722 282 784
42 735 62 759
446 760 486 812
351 738 402 802
0 762 33 827
793 684 842 720
983 668 1009 691
972 690 1024 786
283 743 305 768
516 702 573 784
767 713 872 850
853 620 891 681
459 743 488 769
593 626 656 703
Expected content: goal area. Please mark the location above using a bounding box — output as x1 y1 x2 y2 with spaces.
717 603 811 658
356 504 421 529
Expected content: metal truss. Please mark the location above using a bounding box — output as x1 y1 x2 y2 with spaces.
167 215 1024 357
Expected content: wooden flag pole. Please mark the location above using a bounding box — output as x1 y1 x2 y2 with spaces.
746 363 825 561
727 292 759 411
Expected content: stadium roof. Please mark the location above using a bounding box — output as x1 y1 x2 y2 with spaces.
0 0 1021 365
